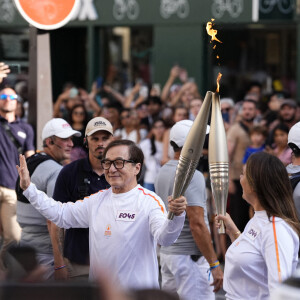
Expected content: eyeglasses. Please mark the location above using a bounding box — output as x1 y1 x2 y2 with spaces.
0 94 18 101
101 159 136 170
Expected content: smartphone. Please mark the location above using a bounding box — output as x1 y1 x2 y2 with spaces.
136 78 143 85
152 83 161 95
96 76 103 89
140 86 148 98
8 64 21 74
69 87 79 98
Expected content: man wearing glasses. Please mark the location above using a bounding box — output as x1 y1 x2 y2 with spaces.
17 139 187 289
52 117 113 280
0 86 35 270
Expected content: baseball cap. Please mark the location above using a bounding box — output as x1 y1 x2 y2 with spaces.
220 98 234 108
280 99 297 109
288 121 300 153
42 118 81 141
170 120 210 148
85 117 113 137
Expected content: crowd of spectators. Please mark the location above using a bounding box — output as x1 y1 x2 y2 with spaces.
1 61 300 298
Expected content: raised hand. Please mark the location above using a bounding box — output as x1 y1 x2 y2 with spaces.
0 62 10 83
16 154 31 190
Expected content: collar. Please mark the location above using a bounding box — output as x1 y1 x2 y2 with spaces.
82 157 105 178
0 115 20 124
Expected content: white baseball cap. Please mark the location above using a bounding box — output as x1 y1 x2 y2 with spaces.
42 118 81 141
170 120 210 148
85 117 113 137
288 121 300 153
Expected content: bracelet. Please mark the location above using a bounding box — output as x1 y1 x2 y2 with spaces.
234 231 241 238
210 264 220 270
54 265 66 271
209 260 220 268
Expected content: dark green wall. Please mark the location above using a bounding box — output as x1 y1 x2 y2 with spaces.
153 24 207 95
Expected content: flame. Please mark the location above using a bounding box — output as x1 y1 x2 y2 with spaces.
206 20 222 44
216 72 222 93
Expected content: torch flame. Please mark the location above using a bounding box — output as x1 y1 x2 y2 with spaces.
216 72 222 93
206 21 222 44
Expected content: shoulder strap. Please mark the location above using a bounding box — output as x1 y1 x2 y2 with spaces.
16 153 55 203
239 121 249 134
77 159 91 200
290 171 300 191
0 119 23 154
272 216 282 282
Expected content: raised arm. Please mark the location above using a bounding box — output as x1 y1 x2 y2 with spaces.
161 66 180 103
17 154 31 190
17 155 90 229
0 62 10 84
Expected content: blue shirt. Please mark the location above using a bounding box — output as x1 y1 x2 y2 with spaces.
53 157 109 264
242 145 265 164
0 116 35 189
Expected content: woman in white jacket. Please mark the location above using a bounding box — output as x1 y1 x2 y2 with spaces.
216 152 300 300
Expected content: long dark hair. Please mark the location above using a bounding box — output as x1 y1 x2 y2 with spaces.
246 152 300 235
69 104 89 127
150 119 165 156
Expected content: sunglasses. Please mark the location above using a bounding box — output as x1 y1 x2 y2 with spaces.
0 94 18 101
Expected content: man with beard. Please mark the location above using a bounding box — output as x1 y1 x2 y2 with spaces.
227 99 257 231
52 117 113 280
269 99 298 131
0 86 35 270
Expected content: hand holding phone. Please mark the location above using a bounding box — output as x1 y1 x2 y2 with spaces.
139 86 148 98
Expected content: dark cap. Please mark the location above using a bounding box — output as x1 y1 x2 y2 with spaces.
280 99 297 109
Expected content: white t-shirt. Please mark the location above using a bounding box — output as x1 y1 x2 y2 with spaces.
24 183 185 289
114 128 148 143
139 139 163 184
224 210 299 300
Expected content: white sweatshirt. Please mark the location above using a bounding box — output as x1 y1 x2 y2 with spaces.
24 183 185 289
224 210 299 300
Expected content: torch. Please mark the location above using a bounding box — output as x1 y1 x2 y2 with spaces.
168 91 212 220
208 90 229 234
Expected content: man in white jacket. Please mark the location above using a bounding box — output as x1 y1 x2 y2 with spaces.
17 139 187 290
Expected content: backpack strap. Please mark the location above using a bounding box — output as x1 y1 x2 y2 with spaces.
290 171 300 191
0 119 23 154
272 216 282 282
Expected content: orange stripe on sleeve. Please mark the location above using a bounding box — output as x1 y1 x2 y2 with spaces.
272 216 282 282
82 189 106 200
138 188 164 213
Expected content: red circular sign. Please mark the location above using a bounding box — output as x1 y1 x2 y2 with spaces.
14 0 79 30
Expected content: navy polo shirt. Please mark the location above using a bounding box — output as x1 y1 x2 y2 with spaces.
0 116 35 189
53 157 109 265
